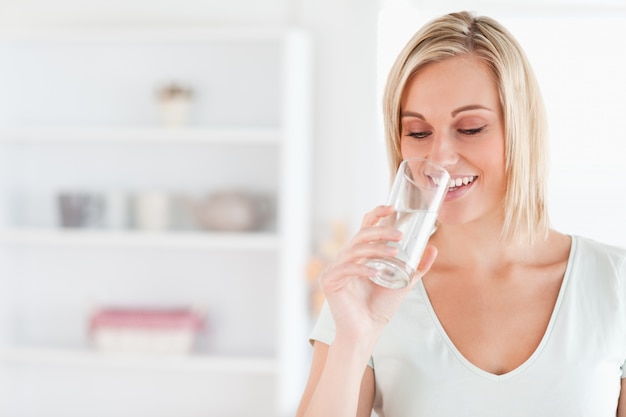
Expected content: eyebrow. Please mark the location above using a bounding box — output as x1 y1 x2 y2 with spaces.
451 104 493 117
401 104 493 120
401 111 426 120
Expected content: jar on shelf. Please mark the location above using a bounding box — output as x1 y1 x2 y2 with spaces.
155 82 193 127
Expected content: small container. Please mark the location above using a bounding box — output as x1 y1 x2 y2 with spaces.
133 191 171 231
89 307 205 354
155 82 193 127
193 191 274 232
57 192 105 228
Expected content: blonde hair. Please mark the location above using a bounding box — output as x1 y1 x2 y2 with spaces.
383 11 549 243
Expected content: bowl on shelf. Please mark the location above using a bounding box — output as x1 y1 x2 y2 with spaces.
193 190 275 232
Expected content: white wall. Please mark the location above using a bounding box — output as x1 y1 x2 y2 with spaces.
0 0 292 26
295 0 387 241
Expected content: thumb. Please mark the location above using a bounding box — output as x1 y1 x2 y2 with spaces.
412 245 438 281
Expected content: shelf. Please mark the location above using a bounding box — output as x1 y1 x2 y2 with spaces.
0 228 279 250
0 127 281 145
0 346 278 374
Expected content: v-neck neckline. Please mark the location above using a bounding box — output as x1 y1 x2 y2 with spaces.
416 235 577 381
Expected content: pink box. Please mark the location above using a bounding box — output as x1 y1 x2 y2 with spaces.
89 307 205 354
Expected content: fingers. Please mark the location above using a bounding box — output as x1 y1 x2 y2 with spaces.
322 205 442 292
360 205 395 228
319 262 376 292
350 205 401 249
409 245 438 286
320 206 400 291
323 239 396 285
417 245 438 272
335 240 398 265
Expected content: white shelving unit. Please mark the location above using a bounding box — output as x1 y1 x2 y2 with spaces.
0 27 312 417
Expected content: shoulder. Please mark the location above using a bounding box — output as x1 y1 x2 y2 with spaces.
569 235 626 292
572 235 626 268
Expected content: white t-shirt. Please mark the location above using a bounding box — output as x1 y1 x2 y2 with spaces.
309 235 626 416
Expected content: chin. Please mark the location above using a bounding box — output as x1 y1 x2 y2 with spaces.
436 209 470 227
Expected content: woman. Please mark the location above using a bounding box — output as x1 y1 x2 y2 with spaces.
296 11 626 417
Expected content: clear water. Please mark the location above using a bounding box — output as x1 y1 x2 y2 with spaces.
366 209 437 289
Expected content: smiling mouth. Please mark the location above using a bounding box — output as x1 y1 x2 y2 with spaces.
432 175 478 191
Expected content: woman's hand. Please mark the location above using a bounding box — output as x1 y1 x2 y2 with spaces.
319 205 438 345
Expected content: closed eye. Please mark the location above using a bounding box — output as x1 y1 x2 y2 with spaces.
458 126 486 135
406 131 432 139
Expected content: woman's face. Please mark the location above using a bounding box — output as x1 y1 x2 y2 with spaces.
399 54 506 227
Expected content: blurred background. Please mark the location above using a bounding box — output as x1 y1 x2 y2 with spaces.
0 0 625 416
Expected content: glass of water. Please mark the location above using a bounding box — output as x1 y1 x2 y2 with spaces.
366 158 450 289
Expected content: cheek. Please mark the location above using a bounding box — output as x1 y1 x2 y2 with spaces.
399 138 427 160
481 148 507 194
477 133 506 175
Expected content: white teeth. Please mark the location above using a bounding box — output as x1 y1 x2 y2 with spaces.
434 175 477 188
448 176 476 189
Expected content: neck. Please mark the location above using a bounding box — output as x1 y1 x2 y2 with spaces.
431 219 534 271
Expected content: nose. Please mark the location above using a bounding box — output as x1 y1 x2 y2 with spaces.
426 134 459 168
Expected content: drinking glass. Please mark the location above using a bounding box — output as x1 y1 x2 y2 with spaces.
366 158 450 289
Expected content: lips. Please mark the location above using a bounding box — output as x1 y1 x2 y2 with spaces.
429 174 478 202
